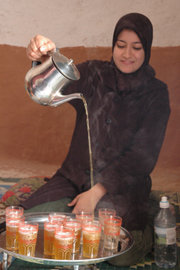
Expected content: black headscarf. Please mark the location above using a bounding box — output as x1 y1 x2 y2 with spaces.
112 13 153 65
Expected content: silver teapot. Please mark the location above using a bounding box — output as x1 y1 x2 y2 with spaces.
25 51 81 107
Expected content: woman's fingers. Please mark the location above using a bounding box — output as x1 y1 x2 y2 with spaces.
26 35 56 61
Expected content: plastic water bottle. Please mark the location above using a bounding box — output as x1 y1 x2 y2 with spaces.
154 196 177 268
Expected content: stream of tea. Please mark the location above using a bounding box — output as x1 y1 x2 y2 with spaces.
81 96 94 189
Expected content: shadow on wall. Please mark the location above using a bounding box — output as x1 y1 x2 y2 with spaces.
0 45 180 185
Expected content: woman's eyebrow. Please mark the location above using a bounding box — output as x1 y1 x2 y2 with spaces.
117 39 142 44
133 41 142 44
117 39 126 43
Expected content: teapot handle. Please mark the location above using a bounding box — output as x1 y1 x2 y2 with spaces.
32 61 41 67
31 48 59 67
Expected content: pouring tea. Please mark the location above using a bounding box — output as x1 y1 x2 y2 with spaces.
25 49 94 189
25 50 81 107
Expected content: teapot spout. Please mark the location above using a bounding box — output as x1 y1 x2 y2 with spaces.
49 93 83 107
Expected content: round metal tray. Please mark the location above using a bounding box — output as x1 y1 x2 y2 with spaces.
0 212 134 269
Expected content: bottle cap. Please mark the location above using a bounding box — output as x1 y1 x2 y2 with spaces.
160 196 169 208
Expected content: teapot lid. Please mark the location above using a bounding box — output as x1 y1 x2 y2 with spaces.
52 51 80 81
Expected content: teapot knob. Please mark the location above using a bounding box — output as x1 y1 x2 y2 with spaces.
68 59 73 65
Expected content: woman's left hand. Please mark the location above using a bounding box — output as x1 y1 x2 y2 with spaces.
68 183 107 214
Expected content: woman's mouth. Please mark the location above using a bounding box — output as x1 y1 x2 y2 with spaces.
121 60 134 65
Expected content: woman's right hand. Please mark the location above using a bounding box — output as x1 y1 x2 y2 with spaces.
26 35 56 62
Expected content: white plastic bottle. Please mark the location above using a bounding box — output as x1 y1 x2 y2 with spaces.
154 196 177 268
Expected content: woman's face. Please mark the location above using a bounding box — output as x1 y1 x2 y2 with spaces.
113 29 145 73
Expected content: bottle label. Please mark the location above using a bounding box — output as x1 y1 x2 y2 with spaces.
154 226 176 245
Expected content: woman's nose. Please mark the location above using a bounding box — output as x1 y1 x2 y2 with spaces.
123 47 132 58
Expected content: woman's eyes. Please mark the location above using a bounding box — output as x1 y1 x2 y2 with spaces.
116 44 143 50
116 44 125 48
133 47 143 50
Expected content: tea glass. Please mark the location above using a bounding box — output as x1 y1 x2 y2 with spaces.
64 218 82 253
98 208 116 237
18 221 39 256
76 211 94 244
5 206 24 220
82 220 101 258
48 212 67 224
104 216 122 251
44 220 60 258
76 211 94 224
6 216 24 252
54 227 74 260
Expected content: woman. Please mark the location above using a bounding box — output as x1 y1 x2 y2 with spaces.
22 13 170 265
